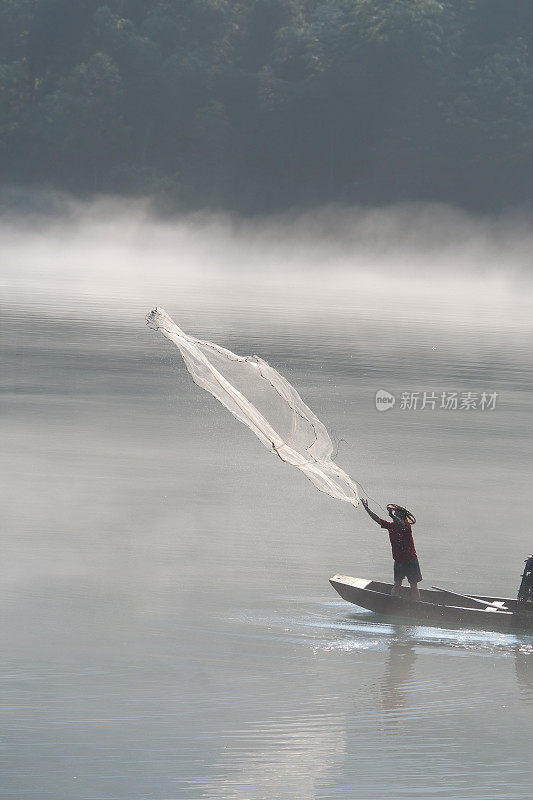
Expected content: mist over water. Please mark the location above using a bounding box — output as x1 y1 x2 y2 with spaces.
3 195 533 328
2 195 533 799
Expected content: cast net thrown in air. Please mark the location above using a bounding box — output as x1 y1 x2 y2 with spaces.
146 307 359 507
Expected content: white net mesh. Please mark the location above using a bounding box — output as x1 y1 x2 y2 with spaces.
147 307 359 506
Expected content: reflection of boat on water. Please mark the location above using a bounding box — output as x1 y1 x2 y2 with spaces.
330 575 533 633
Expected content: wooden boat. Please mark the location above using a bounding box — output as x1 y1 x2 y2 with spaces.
330 575 533 633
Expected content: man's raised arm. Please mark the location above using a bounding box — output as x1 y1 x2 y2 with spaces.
361 498 387 526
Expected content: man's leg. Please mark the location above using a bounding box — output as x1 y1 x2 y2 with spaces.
391 580 403 597
409 582 420 601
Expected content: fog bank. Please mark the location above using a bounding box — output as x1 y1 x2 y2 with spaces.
3 194 533 329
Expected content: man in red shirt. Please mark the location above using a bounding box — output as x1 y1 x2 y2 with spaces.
361 499 422 600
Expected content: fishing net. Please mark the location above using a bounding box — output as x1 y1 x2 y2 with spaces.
146 307 359 506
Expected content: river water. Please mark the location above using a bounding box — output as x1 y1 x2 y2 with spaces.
2 202 533 799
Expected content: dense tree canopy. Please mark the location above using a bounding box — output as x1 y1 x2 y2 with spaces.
1 0 532 211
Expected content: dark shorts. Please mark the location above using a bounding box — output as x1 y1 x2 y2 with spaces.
394 558 422 584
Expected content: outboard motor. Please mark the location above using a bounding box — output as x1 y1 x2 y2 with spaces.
517 555 533 603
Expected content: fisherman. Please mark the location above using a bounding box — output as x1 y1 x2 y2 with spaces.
517 555 533 603
361 499 422 600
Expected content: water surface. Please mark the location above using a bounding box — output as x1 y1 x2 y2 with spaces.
2 204 533 799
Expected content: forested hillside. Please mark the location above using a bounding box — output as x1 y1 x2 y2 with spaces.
1 0 532 211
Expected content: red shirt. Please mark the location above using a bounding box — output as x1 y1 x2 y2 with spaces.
380 519 417 562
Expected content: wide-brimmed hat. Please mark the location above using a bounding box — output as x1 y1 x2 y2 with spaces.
387 503 416 525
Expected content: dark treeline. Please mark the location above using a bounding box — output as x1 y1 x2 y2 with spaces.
1 0 532 212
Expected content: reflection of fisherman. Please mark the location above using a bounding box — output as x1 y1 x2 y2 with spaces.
361 499 422 600
515 644 533 704
376 638 417 726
